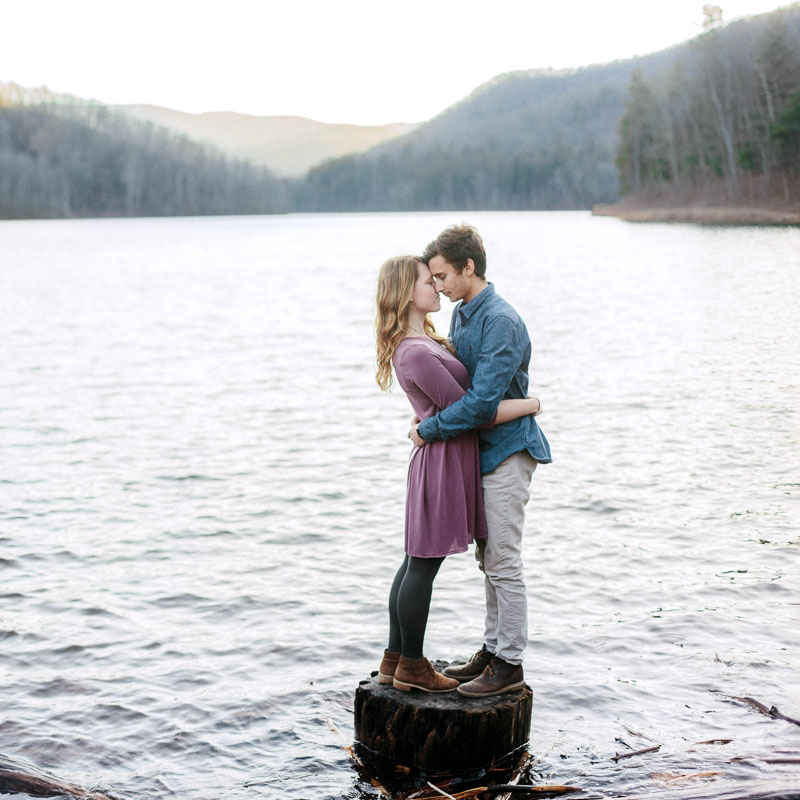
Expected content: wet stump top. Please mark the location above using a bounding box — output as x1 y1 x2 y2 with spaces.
354 671 533 773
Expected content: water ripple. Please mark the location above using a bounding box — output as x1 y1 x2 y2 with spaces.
0 213 797 799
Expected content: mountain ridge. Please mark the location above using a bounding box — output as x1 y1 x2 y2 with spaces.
295 51 677 211
114 104 419 176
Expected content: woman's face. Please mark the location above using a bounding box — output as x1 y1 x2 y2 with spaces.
410 261 441 315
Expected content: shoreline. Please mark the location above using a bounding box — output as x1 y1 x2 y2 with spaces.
592 204 800 226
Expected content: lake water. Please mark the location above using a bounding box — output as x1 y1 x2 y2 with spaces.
0 211 798 800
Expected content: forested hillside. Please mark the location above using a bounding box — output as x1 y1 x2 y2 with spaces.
0 84 290 218
616 4 800 207
2 4 798 220
293 52 673 212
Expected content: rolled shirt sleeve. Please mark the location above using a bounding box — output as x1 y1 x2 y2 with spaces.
418 313 524 442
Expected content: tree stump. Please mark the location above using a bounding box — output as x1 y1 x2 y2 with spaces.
353 667 532 773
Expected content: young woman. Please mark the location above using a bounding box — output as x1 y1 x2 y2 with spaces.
374 256 541 692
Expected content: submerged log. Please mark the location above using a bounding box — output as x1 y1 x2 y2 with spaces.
354 669 533 773
0 751 118 799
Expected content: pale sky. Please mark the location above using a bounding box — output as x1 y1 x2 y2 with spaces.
2 0 793 125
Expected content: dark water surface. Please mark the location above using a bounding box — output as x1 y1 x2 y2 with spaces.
1 212 798 799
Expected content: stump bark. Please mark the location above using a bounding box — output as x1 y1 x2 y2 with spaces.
353 670 532 773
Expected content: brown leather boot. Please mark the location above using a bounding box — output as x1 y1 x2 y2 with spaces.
393 656 459 693
378 649 400 684
442 644 494 682
457 656 525 697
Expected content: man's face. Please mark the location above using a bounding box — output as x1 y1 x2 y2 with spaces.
429 254 470 302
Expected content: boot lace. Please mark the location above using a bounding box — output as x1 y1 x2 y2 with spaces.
469 648 485 663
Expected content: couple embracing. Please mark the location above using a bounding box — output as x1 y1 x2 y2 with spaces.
374 224 551 698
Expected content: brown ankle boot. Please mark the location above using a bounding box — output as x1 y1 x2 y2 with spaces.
378 649 400 684
393 656 459 693
442 644 494 682
456 656 525 697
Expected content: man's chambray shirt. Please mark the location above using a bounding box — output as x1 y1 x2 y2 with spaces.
417 283 552 475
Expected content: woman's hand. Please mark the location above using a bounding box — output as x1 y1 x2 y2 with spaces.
408 418 426 446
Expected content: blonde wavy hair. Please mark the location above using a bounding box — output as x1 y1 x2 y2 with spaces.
375 255 452 391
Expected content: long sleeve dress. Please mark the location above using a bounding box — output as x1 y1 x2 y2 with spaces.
392 336 487 558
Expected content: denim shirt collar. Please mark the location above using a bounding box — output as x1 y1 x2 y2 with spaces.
457 282 495 321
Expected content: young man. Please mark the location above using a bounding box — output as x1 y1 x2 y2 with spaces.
410 224 551 697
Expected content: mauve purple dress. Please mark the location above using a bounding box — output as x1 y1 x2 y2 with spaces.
392 337 487 558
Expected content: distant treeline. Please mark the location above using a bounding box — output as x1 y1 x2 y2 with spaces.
1 56 668 217
0 89 290 219
1 4 798 220
617 4 800 204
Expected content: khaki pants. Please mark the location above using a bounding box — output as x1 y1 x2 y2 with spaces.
476 451 537 665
